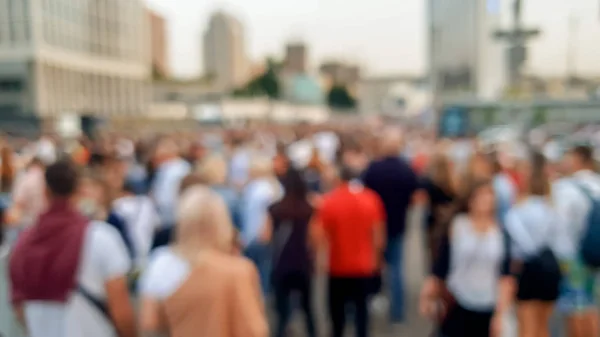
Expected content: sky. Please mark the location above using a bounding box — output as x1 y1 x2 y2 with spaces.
144 0 600 79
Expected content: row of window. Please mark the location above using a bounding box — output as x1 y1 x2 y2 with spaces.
39 67 147 115
41 18 145 61
0 79 24 93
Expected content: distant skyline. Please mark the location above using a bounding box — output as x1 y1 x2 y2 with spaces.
145 0 600 79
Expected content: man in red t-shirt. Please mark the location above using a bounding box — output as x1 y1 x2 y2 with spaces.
311 166 385 337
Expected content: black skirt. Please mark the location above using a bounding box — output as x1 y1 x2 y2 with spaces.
516 250 561 302
440 304 493 337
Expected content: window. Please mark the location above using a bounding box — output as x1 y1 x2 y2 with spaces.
0 79 24 92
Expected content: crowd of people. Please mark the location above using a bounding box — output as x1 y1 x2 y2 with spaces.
0 121 599 337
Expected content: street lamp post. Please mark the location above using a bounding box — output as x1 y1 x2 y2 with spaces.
494 0 541 95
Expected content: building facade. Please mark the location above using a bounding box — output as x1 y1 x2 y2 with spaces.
148 9 169 78
429 0 505 99
283 43 307 74
0 0 151 118
203 11 248 91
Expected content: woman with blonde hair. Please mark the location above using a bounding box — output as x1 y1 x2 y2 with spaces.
197 154 240 229
139 186 268 337
241 155 283 295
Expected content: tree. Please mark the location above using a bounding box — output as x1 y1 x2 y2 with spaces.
327 85 356 110
231 57 281 99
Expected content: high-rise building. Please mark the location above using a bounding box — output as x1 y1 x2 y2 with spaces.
203 12 248 90
148 9 169 78
0 0 152 117
284 43 307 74
319 61 361 93
429 0 505 99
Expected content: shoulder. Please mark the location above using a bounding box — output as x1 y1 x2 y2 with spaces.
139 247 190 299
86 220 124 245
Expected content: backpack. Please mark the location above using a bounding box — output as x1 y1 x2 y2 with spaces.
575 182 600 268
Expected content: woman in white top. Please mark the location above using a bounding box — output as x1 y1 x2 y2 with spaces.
505 151 562 337
420 179 514 337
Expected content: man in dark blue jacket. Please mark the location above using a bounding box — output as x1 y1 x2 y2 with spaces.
362 128 419 324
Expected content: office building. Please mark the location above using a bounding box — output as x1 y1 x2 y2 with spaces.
0 0 152 118
284 43 307 74
148 9 169 78
429 0 505 99
319 61 361 94
203 11 249 90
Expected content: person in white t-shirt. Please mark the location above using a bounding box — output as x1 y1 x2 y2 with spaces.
552 145 600 337
9 160 137 337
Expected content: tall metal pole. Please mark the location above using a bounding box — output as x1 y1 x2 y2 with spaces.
494 0 540 96
566 13 579 82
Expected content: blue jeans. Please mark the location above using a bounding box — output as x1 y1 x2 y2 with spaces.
385 236 405 323
244 242 271 295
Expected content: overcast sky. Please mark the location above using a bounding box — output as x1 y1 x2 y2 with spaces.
145 0 600 79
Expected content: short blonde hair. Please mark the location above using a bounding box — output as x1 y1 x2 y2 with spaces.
176 186 234 254
197 155 227 185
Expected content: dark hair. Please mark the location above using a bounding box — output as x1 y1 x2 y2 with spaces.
528 151 550 196
281 168 308 200
45 159 79 197
460 178 494 214
338 165 359 182
431 178 493 259
570 145 594 165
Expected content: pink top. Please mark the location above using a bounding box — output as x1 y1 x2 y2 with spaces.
12 166 46 227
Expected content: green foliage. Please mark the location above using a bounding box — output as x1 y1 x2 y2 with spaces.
327 85 356 110
232 58 281 99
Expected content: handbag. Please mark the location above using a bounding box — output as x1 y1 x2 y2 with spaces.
513 212 561 297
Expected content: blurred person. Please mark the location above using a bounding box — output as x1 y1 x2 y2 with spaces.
138 186 268 337
420 154 456 263
0 144 15 193
112 181 160 270
491 153 518 226
229 136 252 188
304 146 325 193
505 151 561 337
150 136 191 249
458 152 516 225
7 157 46 229
197 154 241 230
340 138 369 173
311 165 385 337
362 127 419 324
240 156 282 294
263 168 317 337
273 143 291 180
9 159 137 337
419 179 513 337
79 171 135 260
552 145 600 337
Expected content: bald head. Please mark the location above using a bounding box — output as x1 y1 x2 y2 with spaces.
379 127 403 156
